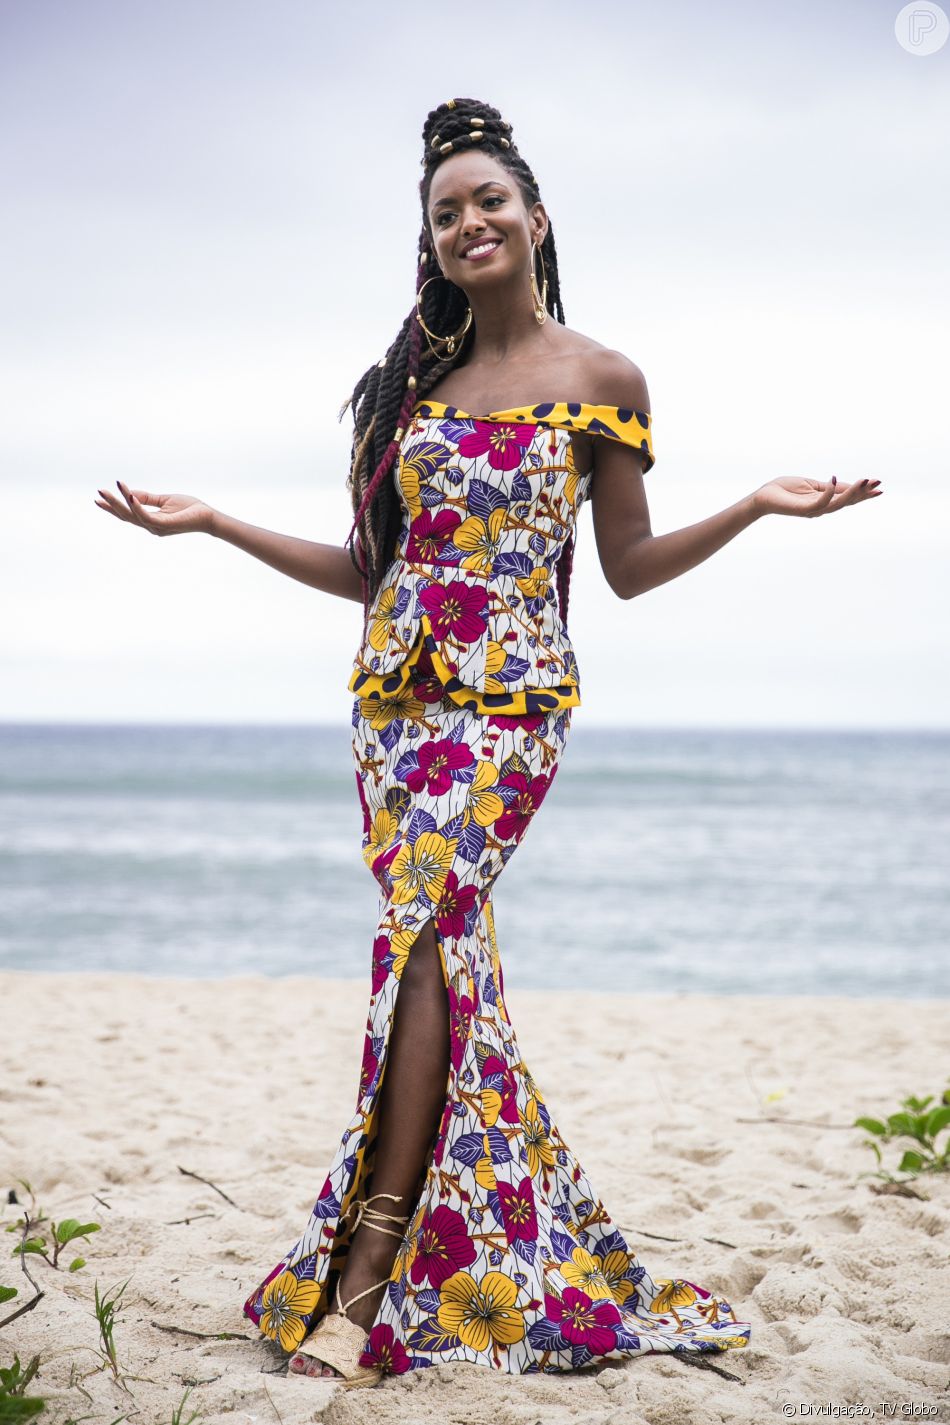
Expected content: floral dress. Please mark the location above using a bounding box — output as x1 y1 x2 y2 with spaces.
242 399 752 1377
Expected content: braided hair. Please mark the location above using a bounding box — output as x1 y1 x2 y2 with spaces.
341 98 575 626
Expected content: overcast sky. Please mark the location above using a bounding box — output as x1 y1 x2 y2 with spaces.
2 0 947 727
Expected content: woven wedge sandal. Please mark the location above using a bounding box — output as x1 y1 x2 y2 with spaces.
289 1191 411 1389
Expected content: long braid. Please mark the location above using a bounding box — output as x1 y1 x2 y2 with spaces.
341 98 572 626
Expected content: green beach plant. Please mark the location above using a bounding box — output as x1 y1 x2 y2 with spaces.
91 1279 132 1385
7 1218 99 1276
5 1182 100 1276
169 1386 203 1424
0 1352 45 1422
854 1081 950 1183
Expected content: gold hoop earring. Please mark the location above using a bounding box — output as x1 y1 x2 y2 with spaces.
530 242 548 325
415 275 473 357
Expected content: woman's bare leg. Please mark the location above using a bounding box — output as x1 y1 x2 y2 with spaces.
290 920 450 1378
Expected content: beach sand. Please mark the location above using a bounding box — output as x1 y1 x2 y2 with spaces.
2 971 948 1425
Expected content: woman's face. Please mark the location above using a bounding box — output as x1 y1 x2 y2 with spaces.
425 151 547 295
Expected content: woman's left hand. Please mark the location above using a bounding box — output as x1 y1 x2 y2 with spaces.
751 475 882 519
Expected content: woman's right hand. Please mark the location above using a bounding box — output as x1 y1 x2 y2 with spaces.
94 479 216 536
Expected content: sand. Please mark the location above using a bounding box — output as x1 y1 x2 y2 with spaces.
2 971 948 1425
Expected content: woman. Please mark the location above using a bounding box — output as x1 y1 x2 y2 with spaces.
95 97 881 1389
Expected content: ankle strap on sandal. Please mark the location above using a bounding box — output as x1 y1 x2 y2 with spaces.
334 1268 394 1319
341 1190 412 1240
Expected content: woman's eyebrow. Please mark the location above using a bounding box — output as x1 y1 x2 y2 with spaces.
431 181 510 211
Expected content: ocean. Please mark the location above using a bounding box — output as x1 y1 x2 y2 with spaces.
1 723 946 998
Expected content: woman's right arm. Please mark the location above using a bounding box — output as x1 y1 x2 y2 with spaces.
209 508 363 603
95 479 364 603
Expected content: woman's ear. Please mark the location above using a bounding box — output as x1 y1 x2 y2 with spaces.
529 201 548 247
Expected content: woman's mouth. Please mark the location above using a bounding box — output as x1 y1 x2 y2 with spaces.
461 240 502 261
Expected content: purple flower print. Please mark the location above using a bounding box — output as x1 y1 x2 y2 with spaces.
496 1175 538 1243
407 507 463 563
495 770 554 841
457 420 536 471
448 979 478 1072
481 1053 521 1123
545 1287 622 1355
405 736 475 797
418 580 489 645
434 870 479 938
358 1322 411 1375
371 933 391 994
409 1204 478 1288
359 1030 379 1099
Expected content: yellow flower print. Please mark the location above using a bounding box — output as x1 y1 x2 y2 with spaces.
482 639 508 694
480 1087 502 1126
365 808 399 863
600 1247 638 1306
520 1097 556 1179
560 1245 614 1301
515 565 551 603
650 1279 699 1316
475 1133 497 1192
436 1269 526 1352
564 440 582 507
396 453 422 518
391 1202 423 1282
369 585 402 652
466 761 504 827
260 1270 322 1352
359 691 426 731
389 831 457 906
389 924 419 979
452 505 507 575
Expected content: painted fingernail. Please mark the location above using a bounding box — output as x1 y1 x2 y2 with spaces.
861 479 869 486
832 477 837 485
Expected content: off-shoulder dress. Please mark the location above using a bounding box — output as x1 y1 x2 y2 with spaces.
241 399 753 1376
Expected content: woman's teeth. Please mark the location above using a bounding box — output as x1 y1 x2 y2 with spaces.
463 241 501 259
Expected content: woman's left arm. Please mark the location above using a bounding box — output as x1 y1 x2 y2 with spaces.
589 358 882 601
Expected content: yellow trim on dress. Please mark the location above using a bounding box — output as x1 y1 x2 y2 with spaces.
412 398 655 472
348 621 581 716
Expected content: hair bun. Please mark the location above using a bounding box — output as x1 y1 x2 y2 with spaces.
421 98 514 165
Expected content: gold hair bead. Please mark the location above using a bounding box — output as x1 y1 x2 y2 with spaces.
470 116 484 127
439 140 453 154
394 426 406 442
469 130 484 141
420 251 429 265
377 357 386 368
430 134 440 148
500 137 511 149
407 375 417 390
446 99 457 110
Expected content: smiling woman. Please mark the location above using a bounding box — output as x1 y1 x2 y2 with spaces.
234 97 768 1391
96 90 880 1396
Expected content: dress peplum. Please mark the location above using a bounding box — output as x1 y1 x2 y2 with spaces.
242 399 753 1376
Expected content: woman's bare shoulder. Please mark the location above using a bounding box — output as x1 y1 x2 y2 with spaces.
556 327 651 411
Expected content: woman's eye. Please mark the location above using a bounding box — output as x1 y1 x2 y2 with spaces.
435 195 504 225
